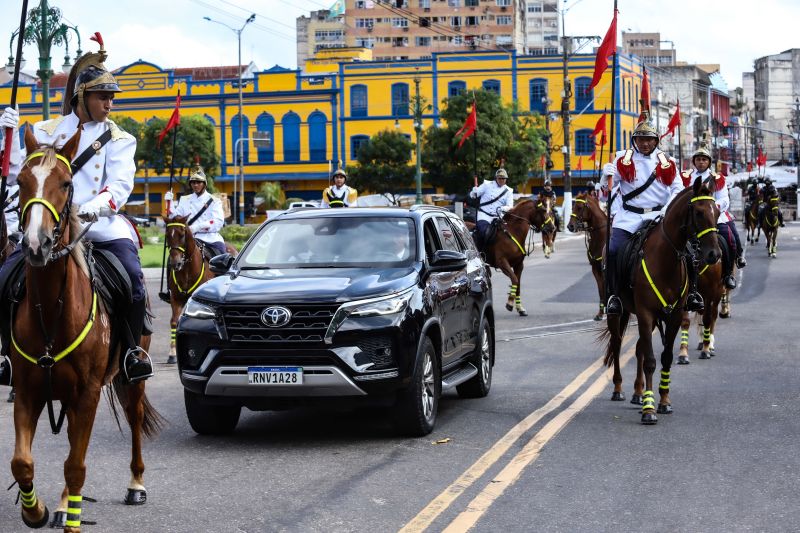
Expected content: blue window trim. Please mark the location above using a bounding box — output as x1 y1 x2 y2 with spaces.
574 128 594 156
448 80 466 98
351 134 370 160
391 83 410 116
308 111 328 162
230 114 250 165
351 84 368 117
574 76 593 112
255 112 275 163
483 79 500 94
529 78 547 113
282 111 301 162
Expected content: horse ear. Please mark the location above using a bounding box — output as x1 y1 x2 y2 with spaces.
692 176 702 195
23 126 38 155
59 128 82 162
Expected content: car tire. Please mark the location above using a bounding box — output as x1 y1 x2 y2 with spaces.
184 389 241 435
457 316 493 398
393 337 440 437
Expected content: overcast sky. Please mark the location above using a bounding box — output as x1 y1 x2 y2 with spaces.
2 0 799 90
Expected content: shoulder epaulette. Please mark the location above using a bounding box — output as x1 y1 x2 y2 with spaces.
37 115 68 136
107 119 134 142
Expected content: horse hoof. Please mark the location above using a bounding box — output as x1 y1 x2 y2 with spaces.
166 355 177 365
593 313 603 321
677 355 690 365
611 391 625 401
657 404 673 414
696 342 703 351
7 389 14 403
22 505 49 529
124 488 147 506
630 395 643 405
719 312 730 319
699 351 711 360
49 510 67 529
505 303 514 312
517 309 528 317
641 412 658 425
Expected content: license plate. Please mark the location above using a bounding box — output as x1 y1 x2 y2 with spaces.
247 366 303 385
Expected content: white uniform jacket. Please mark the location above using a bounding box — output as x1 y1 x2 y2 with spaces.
322 184 357 208
169 190 225 244
608 148 682 233
470 180 514 223
20 113 137 243
4 184 19 236
683 168 730 224
1 127 21 236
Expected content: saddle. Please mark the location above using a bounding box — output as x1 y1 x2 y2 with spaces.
614 218 662 292
716 232 732 277
471 219 501 252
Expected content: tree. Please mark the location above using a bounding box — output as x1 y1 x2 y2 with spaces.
110 114 145 172
346 130 415 205
421 89 548 194
139 115 221 193
255 181 285 210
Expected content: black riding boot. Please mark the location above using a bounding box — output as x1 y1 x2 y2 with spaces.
685 255 704 312
605 258 622 315
0 357 10 387
123 298 154 383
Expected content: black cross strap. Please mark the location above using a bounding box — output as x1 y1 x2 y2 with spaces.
187 197 215 227
70 129 112 174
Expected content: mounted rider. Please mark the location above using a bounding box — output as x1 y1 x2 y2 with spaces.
470 168 514 252
540 178 561 230
0 38 152 386
680 144 745 290
759 177 785 227
744 178 759 215
165 166 227 257
605 112 703 316
322 168 358 208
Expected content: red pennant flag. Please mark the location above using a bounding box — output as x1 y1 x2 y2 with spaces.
592 113 607 146
660 100 682 140
757 149 767 167
575 156 583 172
589 10 618 90
157 90 182 147
539 154 546 168
638 66 650 122
455 98 477 148
588 150 596 162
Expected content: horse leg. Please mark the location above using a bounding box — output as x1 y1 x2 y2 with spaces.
608 311 629 401
677 310 691 364
62 386 102 533
707 299 719 356
122 380 149 506
695 312 704 351
637 316 658 424
167 298 182 364
593 266 605 321
719 289 731 319
496 258 517 312
12 392 50 529
512 262 527 316
657 315 681 415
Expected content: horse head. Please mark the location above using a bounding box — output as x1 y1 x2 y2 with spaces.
681 176 722 266
567 191 589 232
165 215 194 271
18 127 81 267
534 194 556 233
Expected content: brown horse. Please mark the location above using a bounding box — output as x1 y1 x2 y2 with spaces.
471 198 554 315
10 128 163 532
677 258 730 364
745 197 761 245
759 194 780 257
567 191 607 321
537 193 557 258
601 177 721 424
165 215 236 363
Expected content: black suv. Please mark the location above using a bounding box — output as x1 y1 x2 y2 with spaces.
176 205 494 436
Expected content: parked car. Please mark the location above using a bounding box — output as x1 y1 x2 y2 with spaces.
176 206 495 436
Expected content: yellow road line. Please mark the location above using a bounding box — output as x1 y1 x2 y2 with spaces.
442 345 636 533
399 339 634 533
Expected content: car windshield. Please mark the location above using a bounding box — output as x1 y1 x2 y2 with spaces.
238 216 417 268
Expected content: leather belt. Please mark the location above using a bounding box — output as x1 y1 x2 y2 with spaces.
623 202 663 214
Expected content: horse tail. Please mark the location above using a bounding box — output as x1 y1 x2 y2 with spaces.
597 316 627 368
596 326 615 368
105 375 167 439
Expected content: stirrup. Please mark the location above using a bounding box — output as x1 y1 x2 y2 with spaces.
123 347 154 384
606 295 622 315
736 256 746 268
157 291 171 303
724 276 737 290
686 292 704 312
0 356 12 387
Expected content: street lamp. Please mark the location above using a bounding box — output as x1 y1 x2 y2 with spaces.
412 70 423 204
204 13 256 225
7 1 82 119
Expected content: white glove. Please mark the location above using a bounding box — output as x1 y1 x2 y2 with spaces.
603 163 616 177
164 190 173 202
78 192 114 222
0 107 19 130
500 205 511 213
189 222 204 234
471 186 479 196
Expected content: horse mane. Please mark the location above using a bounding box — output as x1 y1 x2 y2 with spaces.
68 208 89 277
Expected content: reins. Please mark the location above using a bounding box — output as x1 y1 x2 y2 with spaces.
502 201 549 257
166 221 206 294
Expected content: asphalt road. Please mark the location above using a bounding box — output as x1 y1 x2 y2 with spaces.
1 223 798 533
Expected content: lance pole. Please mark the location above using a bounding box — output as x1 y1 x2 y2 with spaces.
1 0 29 210
158 120 180 302
603 0 618 304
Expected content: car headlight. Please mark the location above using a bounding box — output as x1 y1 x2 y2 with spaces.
325 290 413 344
182 298 216 319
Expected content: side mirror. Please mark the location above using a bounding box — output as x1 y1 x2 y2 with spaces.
209 253 234 275
428 249 467 273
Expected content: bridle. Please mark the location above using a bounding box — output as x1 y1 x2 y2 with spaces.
166 221 206 294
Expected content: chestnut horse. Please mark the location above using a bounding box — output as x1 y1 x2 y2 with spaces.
745 197 760 245
538 193 557 258
10 128 163 532
471 198 554 315
677 258 731 364
165 215 236 363
601 177 721 424
759 193 780 257
567 191 607 321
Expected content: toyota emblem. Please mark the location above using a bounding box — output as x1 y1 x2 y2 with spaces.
260 306 292 327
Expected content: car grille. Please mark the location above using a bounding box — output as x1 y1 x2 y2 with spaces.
221 304 340 345
356 336 394 369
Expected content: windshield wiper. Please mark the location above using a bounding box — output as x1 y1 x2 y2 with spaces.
238 265 272 270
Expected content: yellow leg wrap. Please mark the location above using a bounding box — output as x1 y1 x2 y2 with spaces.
659 370 671 390
170 327 176 341
703 327 711 342
19 486 37 509
515 296 521 304
508 284 517 297
680 329 689 344
65 494 82 528
642 390 656 411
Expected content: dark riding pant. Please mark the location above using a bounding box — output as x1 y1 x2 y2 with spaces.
606 228 632 298
718 221 742 256
198 239 226 257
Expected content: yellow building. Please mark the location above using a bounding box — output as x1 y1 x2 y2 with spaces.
2 49 643 216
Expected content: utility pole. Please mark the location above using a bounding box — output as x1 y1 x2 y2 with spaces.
560 34 572 232
413 71 423 205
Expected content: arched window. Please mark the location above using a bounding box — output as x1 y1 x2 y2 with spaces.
574 77 593 112
282 112 300 162
627 83 632 112
483 79 500 95
308 111 328 162
230 114 250 164
351 84 368 117
634 83 639 114
621 80 627 110
351 134 370 160
448 80 466 98
529 78 547 113
575 128 594 155
392 83 409 116
255 112 275 163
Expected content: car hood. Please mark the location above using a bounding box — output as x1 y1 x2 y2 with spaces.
193 266 420 304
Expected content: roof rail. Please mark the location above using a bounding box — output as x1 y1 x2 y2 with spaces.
409 204 448 212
